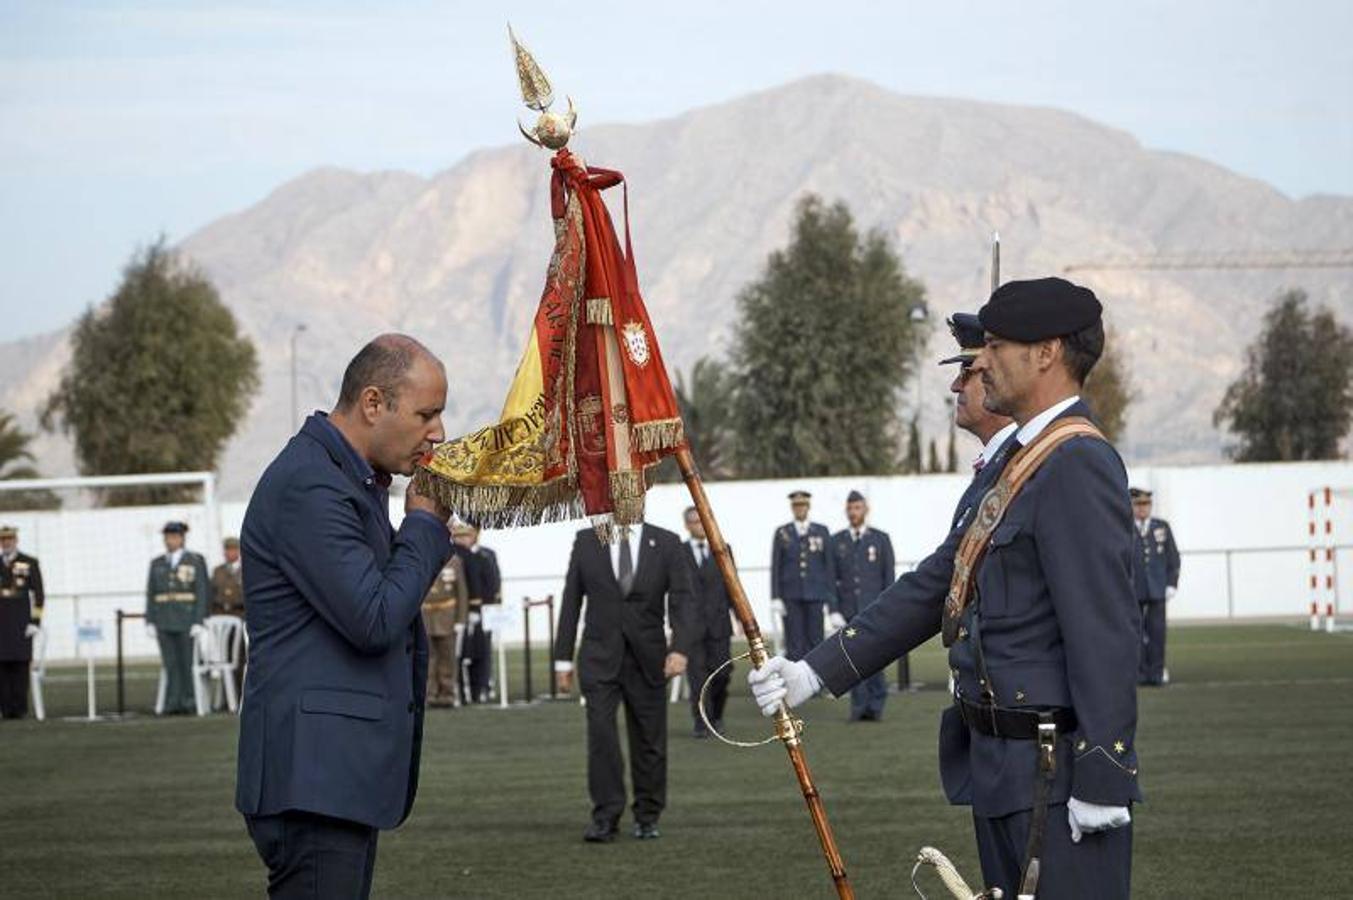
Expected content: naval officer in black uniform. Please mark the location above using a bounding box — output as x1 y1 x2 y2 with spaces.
681 506 735 737
1130 488 1179 686
830 491 894 721
769 491 836 661
750 279 1140 899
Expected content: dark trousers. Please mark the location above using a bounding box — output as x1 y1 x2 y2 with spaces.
972 806 1132 899
583 645 667 826
246 811 379 899
0 660 30 718
849 670 888 719
1139 600 1167 684
686 631 731 729
157 631 195 714
781 598 825 662
464 623 492 702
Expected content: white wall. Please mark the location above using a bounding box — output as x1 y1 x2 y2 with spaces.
15 460 1353 662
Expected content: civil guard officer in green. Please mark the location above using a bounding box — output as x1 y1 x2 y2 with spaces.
146 521 210 714
750 279 1140 899
770 490 836 661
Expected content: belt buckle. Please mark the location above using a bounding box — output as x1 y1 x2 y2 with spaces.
1037 719 1057 771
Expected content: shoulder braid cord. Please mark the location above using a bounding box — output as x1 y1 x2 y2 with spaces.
942 417 1106 647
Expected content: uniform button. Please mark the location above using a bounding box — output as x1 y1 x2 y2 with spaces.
407 701 416 713
958 626 969 641
1015 690 1026 702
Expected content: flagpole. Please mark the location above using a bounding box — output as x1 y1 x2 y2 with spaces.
676 447 854 899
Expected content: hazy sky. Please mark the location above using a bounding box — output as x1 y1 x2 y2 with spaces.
2 0 1350 340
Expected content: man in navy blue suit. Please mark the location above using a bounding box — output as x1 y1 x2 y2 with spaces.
829 491 894 721
751 281 1140 899
237 334 453 899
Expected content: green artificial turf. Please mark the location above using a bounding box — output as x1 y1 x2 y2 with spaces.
1 623 1348 898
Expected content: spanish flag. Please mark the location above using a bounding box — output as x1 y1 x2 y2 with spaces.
413 149 684 535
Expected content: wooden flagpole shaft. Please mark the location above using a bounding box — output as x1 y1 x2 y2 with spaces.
676 447 854 899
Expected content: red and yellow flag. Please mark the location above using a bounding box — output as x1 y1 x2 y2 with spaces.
414 149 684 534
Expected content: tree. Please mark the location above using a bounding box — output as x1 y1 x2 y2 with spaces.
42 240 259 504
649 356 737 484
902 416 922 475
1082 327 1133 444
945 404 959 473
728 195 928 477
0 411 60 511
927 437 942 473
1214 290 1353 461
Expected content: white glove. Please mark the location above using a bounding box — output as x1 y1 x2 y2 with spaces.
1067 797 1131 843
769 598 786 617
747 655 822 717
1166 586 1177 600
828 612 847 631
468 611 482 626
189 623 206 638
145 623 157 639
25 624 39 638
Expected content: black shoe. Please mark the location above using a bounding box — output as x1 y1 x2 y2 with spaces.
692 723 710 739
583 820 619 843
633 822 661 840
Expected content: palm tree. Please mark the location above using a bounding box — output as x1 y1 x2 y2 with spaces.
0 411 60 510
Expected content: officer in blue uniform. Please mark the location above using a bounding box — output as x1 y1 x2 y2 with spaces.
751 279 1140 899
1130 488 1179 686
830 491 894 721
770 491 836 661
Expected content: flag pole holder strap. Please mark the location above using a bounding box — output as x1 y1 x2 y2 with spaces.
697 651 804 749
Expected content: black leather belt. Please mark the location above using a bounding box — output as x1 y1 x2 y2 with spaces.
956 696 1077 739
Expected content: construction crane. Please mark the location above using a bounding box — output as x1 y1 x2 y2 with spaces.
1063 248 1353 274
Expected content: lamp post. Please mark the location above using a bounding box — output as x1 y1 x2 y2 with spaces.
290 324 307 433
908 303 929 454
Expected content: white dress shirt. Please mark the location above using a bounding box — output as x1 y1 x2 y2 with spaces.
976 422 1019 469
166 549 184 568
1015 395 1081 445
609 526 644 579
793 519 810 537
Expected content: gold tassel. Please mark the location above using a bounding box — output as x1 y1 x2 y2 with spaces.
632 417 685 453
609 469 647 527
585 297 613 325
410 468 581 529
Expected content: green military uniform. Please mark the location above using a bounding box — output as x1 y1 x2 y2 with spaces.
146 523 209 715
422 554 468 707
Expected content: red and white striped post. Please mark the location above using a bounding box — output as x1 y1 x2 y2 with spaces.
1308 488 1339 632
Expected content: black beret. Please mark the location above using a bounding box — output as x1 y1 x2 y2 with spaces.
788 490 812 502
163 521 189 535
1129 488 1153 501
846 490 866 503
939 312 984 365
978 277 1102 342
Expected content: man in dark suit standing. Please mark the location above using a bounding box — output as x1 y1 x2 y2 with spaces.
236 334 452 899
0 525 44 719
454 523 502 703
1130 488 1180 686
770 491 836 661
829 491 894 721
680 506 734 738
751 280 1140 899
553 521 692 842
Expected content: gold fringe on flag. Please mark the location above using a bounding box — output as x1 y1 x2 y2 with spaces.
631 417 685 453
585 296 613 325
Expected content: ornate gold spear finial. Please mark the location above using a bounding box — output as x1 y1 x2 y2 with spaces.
508 24 577 150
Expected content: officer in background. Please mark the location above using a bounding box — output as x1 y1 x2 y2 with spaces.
210 535 246 702
770 491 836 662
830 491 895 721
0 525 44 719
210 536 245 617
422 542 469 707
146 521 209 715
1131 488 1180 686
681 506 734 738
453 523 502 703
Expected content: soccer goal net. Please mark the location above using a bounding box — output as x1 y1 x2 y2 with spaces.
1307 486 1353 632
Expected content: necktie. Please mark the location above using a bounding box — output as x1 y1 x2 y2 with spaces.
698 541 707 565
853 530 861 543
617 527 635 595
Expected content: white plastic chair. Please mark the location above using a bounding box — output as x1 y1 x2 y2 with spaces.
29 626 47 721
197 615 244 714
